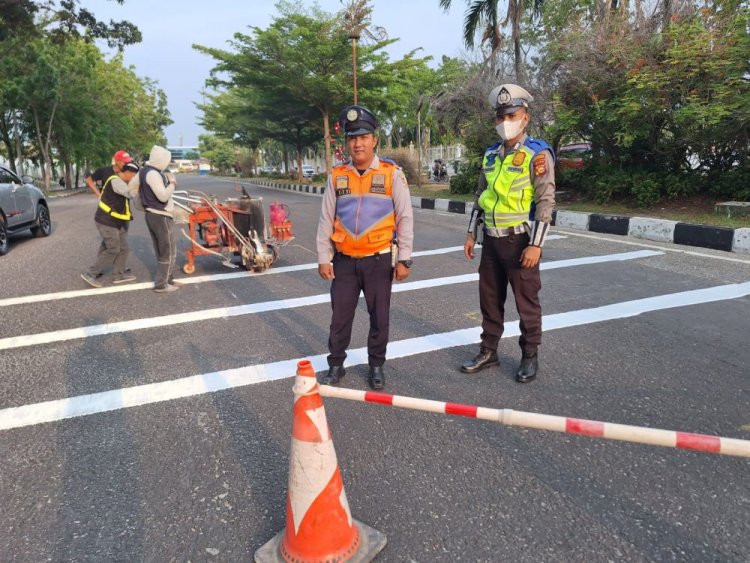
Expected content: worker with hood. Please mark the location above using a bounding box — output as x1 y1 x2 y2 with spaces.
138 144 180 292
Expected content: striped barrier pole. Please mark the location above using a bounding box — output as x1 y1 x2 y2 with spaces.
318 386 750 459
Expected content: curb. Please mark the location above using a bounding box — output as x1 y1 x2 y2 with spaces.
45 187 88 199
250 179 750 255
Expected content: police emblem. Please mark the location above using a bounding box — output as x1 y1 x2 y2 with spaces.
336 176 349 188
533 153 547 176
498 87 511 105
346 108 359 122
512 152 526 166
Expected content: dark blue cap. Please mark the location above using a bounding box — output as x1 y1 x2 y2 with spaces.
338 105 379 137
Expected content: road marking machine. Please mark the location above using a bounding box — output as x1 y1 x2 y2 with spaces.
172 188 293 275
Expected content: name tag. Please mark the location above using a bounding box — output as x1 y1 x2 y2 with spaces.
336 188 351 197
370 174 386 194
506 166 524 173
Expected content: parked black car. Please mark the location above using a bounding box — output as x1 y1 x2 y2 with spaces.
0 165 52 255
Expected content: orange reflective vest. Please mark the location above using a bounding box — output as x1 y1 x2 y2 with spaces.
330 160 397 257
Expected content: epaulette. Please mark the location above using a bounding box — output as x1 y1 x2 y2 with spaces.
524 137 555 161
379 157 400 168
484 142 502 154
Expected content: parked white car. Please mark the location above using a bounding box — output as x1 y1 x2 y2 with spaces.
0 165 52 255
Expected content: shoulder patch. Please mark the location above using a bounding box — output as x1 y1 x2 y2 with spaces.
532 153 547 176
379 158 397 167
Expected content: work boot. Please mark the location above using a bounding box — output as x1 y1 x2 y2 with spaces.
460 347 499 374
321 366 345 385
112 273 137 284
515 351 539 383
368 366 386 390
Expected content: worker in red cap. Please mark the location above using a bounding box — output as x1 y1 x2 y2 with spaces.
85 150 134 197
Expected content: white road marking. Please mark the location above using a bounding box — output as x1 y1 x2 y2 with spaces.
1 279 747 431
0 250 661 351
559 229 750 265
0 239 563 308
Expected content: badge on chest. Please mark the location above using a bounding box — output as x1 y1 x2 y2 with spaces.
370 174 386 194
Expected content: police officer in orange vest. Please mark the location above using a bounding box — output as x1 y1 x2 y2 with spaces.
461 84 556 383
316 105 414 390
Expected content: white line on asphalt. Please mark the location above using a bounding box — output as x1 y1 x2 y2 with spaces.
1 278 747 431
0 238 565 308
0 250 660 351
559 229 750 264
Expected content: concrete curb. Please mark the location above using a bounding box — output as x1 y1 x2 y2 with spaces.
250 179 750 255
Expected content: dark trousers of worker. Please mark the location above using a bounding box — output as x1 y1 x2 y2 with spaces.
327 253 393 368
145 211 177 288
478 232 542 353
87 221 129 276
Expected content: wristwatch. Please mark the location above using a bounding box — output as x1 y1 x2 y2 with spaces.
398 259 413 268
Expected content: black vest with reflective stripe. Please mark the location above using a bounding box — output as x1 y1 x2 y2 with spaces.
95 175 131 228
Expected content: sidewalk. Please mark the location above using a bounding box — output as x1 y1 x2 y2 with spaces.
252 178 750 255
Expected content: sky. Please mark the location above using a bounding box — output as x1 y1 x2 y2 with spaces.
83 0 470 147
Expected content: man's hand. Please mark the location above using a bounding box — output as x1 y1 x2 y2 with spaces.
318 263 334 280
393 262 411 281
520 245 542 269
85 177 100 197
464 233 476 260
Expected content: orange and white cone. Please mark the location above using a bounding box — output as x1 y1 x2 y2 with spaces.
255 360 387 563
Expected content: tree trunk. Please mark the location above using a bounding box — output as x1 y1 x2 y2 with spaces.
31 101 57 192
322 110 332 173
0 113 17 174
296 140 303 182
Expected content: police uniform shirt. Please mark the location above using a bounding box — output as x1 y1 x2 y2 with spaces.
316 155 414 264
475 133 556 244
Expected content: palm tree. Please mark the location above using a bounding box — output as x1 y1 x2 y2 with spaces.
439 0 544 81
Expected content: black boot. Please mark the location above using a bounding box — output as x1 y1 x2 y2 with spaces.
515 351 538 383
368 366 386 390
460 347 499 374
321 365 345 385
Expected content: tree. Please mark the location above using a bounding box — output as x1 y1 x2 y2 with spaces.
195 1 423 174
439 0 544 80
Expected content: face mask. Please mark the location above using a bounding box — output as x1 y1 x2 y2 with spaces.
496 117 526 141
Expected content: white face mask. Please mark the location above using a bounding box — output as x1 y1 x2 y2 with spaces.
496 117 526 141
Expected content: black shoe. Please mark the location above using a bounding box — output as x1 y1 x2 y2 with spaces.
321 366 345 385
368 366 385 390
460 347 499 374
516 352 538 383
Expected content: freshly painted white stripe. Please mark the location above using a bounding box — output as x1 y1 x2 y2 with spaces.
1 279 748 431
0 241 561 308
561 229 750 265
0 250 660 351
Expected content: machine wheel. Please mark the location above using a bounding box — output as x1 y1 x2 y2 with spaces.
182 262 195 275
30 204 51 237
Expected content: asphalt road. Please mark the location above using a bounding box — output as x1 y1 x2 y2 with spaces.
1 174 749 562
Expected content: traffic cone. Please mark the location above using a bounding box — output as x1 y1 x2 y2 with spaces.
255 360 387 563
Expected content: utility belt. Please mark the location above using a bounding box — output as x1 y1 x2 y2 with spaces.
484 224 528 238
336 247 391 259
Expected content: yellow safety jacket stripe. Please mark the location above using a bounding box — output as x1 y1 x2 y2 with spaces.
98 175 131 221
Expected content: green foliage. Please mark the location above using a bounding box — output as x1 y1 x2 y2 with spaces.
198 135 235 174
449 159 481 195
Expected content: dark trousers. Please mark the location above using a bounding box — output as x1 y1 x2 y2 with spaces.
328 253 393 368
87 221 129 276
145 212 177 288
478 232 542 352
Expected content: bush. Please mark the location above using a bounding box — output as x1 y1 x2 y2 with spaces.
449 159 481 195
379 147 420 184
630 174 661 208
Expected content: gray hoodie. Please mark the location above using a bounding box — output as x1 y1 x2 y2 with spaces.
143 145 176 216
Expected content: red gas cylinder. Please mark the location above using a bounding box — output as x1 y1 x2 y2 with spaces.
269 200 294 241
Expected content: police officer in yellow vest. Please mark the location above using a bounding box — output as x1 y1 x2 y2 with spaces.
461 84 556 383
81 162 140 288
316 105 414 390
